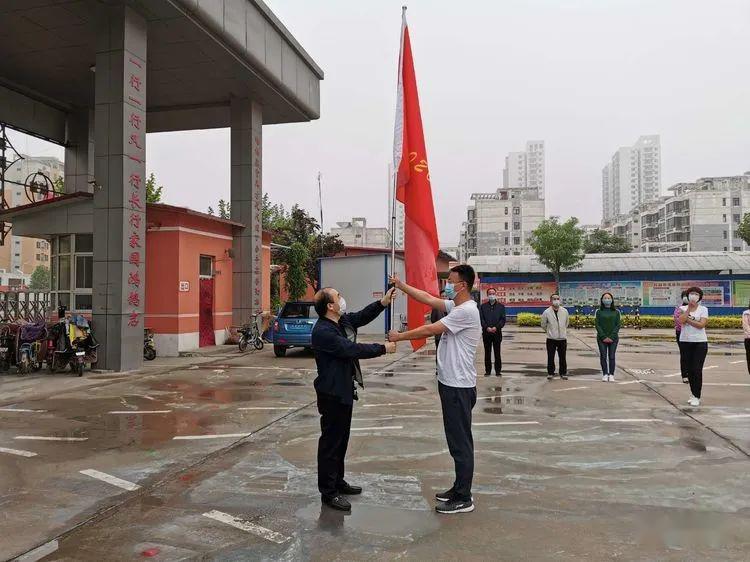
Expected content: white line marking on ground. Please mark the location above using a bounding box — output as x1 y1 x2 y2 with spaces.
203 510 290 544
14 436 88 441
473 421 540 427
238 407 296 411
350 425 403 431
664 372 683 378
617 380 642 385
361 402 419 408
599 418 662 423
0 446 37 457
651 382 750 387
80 469 141 491
0 408 47 413
721 413 750 418
173 433 249 440
704 366 718 370
14 539 59 562
107 410 172 415
730 360 744 364
553 386 589 392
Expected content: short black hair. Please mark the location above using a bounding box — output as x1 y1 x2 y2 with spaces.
680 290 689 299
450 264 475 290
686 286 704 301
550 293 560 299
487 286 497 294
314 287 335 317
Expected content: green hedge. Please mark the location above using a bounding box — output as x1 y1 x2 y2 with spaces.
516 312 742 330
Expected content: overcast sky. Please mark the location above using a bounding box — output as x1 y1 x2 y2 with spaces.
9 0 750 246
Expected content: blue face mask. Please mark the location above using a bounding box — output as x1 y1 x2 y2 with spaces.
444 283 456 299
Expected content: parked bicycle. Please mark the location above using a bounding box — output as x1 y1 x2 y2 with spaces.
238 312 264 352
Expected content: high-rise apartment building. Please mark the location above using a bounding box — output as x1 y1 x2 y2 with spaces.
458 188 545 260
603 173 750 253
602 135 661 221
502 140 545 199
0 155 58 275
329 217 392 249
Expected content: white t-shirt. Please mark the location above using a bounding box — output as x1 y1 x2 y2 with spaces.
437 299 481 388
679 304 709 343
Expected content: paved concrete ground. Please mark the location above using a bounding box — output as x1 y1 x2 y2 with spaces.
2 327 750 561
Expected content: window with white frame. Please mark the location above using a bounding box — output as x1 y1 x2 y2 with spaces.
50 234 93 312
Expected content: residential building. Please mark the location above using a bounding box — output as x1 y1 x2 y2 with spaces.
602 135 661 221
502 140 546 199
329 217 392 249
459 187 545 259
0 155 58 274
603 173 750 252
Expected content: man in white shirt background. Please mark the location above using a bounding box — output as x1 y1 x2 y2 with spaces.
388 265 481 514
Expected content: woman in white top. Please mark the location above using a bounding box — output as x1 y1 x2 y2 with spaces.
679 286 709 407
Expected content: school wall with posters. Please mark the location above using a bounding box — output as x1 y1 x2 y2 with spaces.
468 252 750 316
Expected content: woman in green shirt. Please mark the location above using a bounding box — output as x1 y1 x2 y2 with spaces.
595 292 621 382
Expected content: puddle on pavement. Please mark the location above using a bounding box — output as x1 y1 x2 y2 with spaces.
366 382 429 393
298 501 439 540
680 437 707 453
149 380 259 402
272 382 305 387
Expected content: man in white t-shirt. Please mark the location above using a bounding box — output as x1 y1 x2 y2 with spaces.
388 265 481 514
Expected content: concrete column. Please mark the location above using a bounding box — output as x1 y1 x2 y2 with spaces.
64 108 94 194
92 6 147 371
230 98 263 327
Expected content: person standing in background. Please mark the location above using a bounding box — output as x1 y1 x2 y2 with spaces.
595 292 621 382
479 287 506 377
541 294 569 381
679 287 709 407
742 300 750 375
674 291 689 384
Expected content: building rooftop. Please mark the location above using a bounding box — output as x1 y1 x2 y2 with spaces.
469 252 750 274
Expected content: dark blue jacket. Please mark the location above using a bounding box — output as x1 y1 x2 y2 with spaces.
479 301 507 339
312 300 387 404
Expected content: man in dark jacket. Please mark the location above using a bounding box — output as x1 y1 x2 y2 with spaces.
311 286 396 512
479 287 506 376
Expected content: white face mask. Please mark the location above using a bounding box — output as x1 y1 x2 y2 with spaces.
688 293 700 304
488 294 497 303
552 299 561 307
337 296 347 314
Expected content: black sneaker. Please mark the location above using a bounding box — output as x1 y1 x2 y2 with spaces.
435 489 455 502
560 373 569 380
435 498 475 514
682 377 689 384
337 481 362 495
547 373 554 380
495 372 502 377
484 372 491 377
322 494 351 511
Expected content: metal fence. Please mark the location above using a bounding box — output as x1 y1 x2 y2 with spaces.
0 291 50 323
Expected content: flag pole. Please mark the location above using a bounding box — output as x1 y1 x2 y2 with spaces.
390 5 407 333
317 172 324 278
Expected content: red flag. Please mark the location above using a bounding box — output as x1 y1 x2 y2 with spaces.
393 9 440 350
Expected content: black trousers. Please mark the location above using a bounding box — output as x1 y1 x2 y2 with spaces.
316 391 353 499
682 342 708 398
676 330 688 378
745 339 750 375
438 381 477 502
482 333 502 374
546 338 567 375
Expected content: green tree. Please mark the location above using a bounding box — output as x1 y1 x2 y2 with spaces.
52 176 65 195
737 213 750 246
29 265 50 290
262 193 288 231
529 217 585 289
583 229 631 254
145 173 164 203
217 199 231 219
284 242 309 301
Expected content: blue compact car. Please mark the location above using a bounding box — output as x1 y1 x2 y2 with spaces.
271 301 318 357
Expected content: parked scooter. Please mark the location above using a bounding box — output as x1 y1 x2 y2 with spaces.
16 322 47 376
0 325 16 373
144 328 156 361
46 316 99 376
